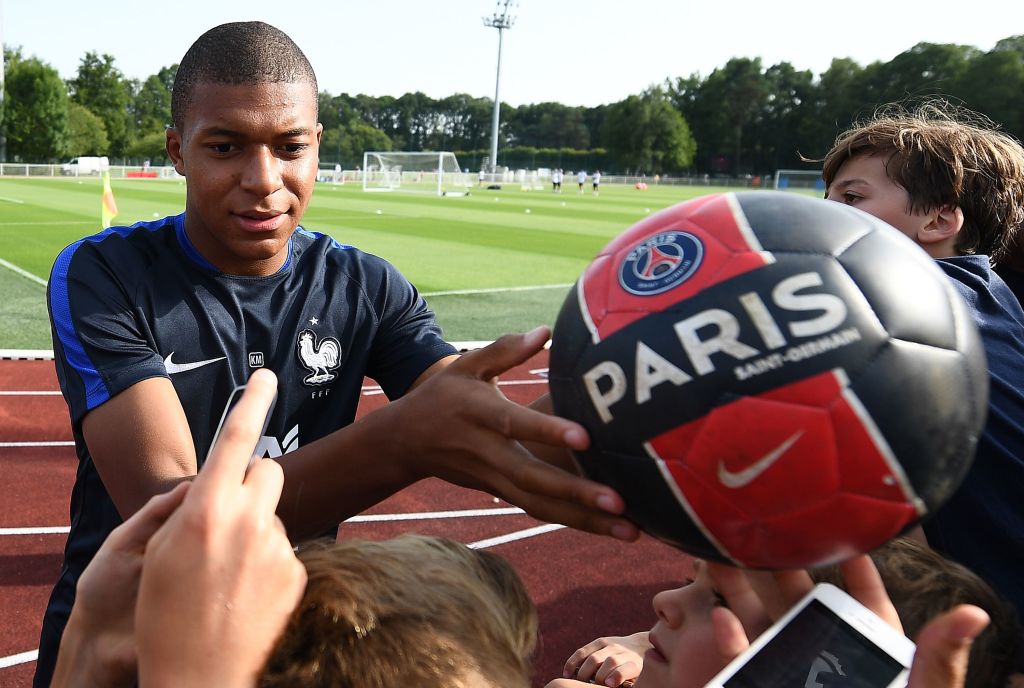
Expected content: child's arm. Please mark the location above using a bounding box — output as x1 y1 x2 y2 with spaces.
560 631 650 687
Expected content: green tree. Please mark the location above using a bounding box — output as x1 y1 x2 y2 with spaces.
509 102 591 149
69 52 133 156
126 131 170 163
320 119 392 167
67 102 109 155
954 42 1024 137
133 66 175 136
754 62 816 172
799 57 869 162
3 52 70 161
868 42 977 105
667 73 721 172
701 58 769 175
601 88 695 174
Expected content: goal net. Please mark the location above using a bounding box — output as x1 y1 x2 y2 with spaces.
362 151 471 196
773 169 825 192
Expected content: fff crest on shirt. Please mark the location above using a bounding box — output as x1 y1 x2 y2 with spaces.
618 231 704 296
296 328 342 386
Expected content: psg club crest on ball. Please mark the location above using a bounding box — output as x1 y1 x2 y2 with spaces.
549 191 988 570
619 231 703 296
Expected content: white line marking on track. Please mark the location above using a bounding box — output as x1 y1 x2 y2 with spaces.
0 341 515 362
360 378 547 396
346 507 524 522
0 649 37 669
0 391 62 396
0 526 70 535
0 507 530 536
0 441 74 448
468 523 565 549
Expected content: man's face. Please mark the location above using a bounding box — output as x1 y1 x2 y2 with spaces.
635 563 727 688
166 81 323 276
825 154 931 244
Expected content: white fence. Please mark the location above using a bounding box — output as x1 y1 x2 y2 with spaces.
1 163 811 191
0 163 181 179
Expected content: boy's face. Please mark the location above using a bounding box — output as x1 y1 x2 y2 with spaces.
825 154 938 245
635 563 726 688
166 81 323 276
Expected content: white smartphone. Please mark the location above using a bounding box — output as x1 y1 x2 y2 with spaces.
705 582 915 688
205 383 277 466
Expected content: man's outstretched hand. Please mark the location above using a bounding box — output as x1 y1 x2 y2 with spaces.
379 326 639 541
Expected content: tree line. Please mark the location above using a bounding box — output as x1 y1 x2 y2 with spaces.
2 35 1022 176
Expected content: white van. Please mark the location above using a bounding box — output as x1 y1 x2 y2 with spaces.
61 156 110 175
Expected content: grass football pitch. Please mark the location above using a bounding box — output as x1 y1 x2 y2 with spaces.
0 176 746 350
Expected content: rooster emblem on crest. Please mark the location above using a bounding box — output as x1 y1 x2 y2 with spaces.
296 329 342 385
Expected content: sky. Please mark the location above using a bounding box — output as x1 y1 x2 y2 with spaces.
0 0 1018 108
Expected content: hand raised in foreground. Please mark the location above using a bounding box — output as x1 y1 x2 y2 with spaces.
377 327 638 541
705 556 989 688
135 369 307 688
51 482 190 688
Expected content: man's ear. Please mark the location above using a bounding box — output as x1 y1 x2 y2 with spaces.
918 204 964 249
166 127 186 177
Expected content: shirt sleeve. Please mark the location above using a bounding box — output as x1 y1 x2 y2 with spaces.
48 236 167 426
361 255 457 398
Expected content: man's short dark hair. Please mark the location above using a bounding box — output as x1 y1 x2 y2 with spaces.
171 21 318 128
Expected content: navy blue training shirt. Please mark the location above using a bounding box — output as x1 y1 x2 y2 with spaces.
36 212 456 686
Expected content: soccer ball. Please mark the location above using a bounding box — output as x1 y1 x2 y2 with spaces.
548 191 987 569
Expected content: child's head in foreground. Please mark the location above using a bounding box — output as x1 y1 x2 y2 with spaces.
259 534 538 688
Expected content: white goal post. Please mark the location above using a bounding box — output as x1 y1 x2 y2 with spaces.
362 151 471 196
773 169 825 191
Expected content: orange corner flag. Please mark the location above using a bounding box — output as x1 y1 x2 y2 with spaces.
101 172 119 229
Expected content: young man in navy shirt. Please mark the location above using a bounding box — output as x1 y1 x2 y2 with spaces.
38 21 635 686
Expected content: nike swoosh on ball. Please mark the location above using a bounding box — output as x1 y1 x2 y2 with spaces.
717 431 804 489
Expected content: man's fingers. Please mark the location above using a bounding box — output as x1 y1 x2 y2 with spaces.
767 569 814 616
476 456 637 540
103 481 190 551
495 400 590 451
498 441 627 516
452 327 551 381
706 563 774 639
711 606 751 663
195 369 278 493
838 554 902 632
907 605 989 688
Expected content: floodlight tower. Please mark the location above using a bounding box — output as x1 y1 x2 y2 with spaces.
483 0 516 174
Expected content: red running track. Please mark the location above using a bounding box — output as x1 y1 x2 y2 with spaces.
0 354 693 687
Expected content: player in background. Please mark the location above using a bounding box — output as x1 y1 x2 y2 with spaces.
38 20 635 687
593 170 601 195
578 169 587 193
821 103 1024 648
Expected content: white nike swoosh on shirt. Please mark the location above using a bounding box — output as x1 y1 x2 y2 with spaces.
717 430 804 489
163 352 227 375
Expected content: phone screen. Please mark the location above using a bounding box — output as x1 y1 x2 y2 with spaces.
204 384 277 466
722 600 906 688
